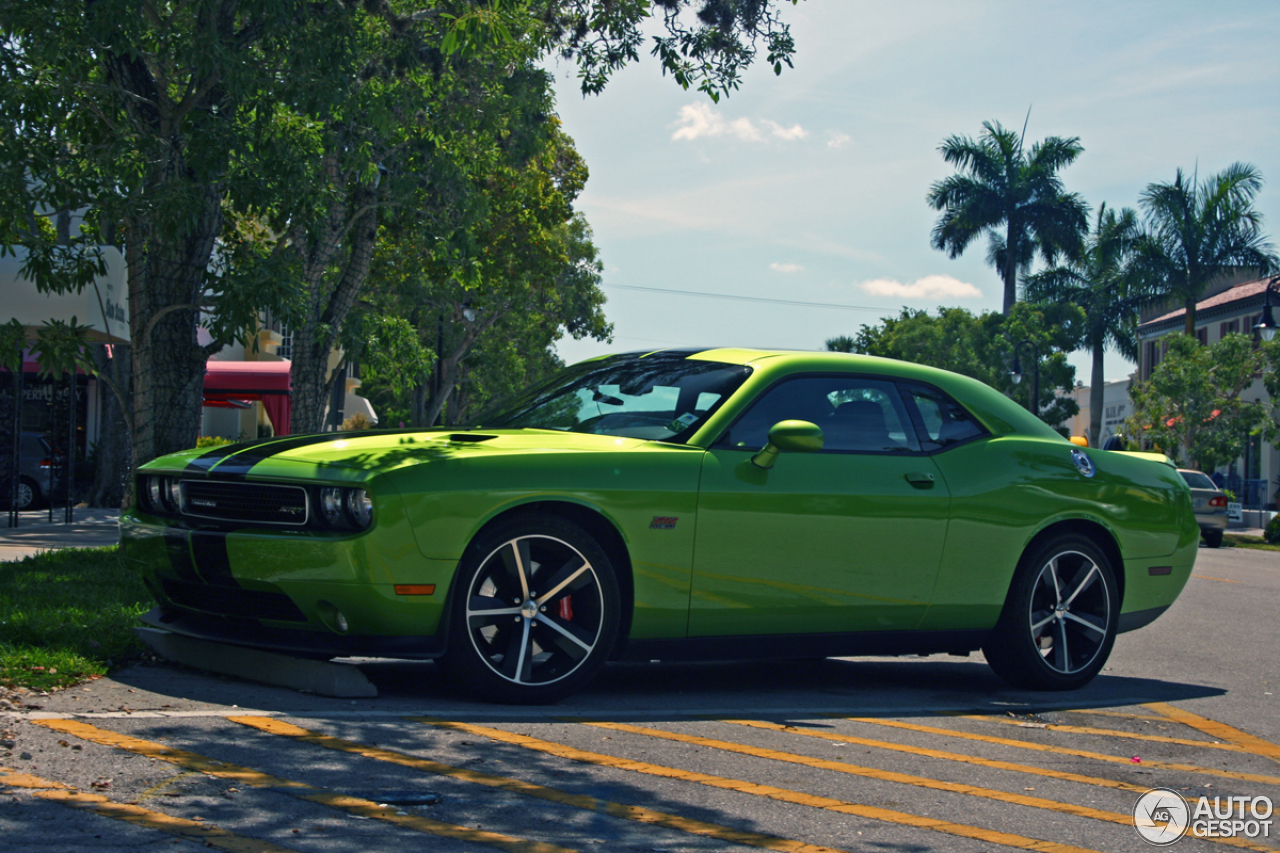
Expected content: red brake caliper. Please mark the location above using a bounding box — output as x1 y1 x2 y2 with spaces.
558 595 574 621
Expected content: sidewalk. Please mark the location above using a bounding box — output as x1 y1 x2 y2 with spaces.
0 508 121 561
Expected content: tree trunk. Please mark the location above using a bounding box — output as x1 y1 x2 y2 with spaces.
124 182 224 479
1089 337 1105 447
1003 221 1019 315
410 379 428 427
287 174 381 435
87 344 131 508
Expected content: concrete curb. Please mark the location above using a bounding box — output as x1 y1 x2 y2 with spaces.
134 627 378 698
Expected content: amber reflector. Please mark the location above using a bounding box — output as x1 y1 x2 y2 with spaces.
394 584 437 596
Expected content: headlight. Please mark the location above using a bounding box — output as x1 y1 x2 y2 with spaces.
145 476 163 511
345 488 373 529
164 477 181 512
319 487 344 526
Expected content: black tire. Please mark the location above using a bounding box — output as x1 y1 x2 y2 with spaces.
442 513 621 704
984 533 1119 691
13 477 38 511
1203 529 1224 549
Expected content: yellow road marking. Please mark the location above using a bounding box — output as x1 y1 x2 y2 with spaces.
718 719 1277 853
1066 709 1170 723
955 714 1245 751
572 718 1274 852
35 720 577 853
1146 704 1280 767
847 718 1280 787
134 769 201 804
724 717 1155 793
229 715 847 853
1192 574 1241 583
0 766 301 853
414 716 1108 853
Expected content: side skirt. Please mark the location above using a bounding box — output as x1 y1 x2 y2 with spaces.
615 629 991 663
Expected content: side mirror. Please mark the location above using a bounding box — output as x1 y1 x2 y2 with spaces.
751 420 824 469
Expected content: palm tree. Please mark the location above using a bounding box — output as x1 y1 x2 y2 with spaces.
1137 164 1276 335
927 120 1088 314
1023 204 1149 445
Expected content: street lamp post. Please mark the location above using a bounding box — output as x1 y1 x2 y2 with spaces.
1254 275 1280 342
1010 339 1040 417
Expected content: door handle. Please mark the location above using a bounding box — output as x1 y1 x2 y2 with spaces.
905 471 935 487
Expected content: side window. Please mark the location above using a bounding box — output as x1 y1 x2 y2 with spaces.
901 384 986 450
716 375 920 453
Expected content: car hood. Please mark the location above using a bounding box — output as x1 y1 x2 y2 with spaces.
151 429 652 481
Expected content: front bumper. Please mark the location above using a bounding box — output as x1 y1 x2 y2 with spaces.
121 509 458 657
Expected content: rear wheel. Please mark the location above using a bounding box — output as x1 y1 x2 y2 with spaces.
984 533 1119 691
1202 529 1223 548
6 477 38 510
443 513 621 704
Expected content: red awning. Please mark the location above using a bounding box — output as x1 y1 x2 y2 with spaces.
203 360 292 435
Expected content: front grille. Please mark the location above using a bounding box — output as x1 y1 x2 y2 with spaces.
180 480 309 526
161 579 308 622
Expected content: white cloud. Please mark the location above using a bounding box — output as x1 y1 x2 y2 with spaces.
826 131 851 148
770 262 805 273
763 120 809 141
671 103 808 142
859 275 982 300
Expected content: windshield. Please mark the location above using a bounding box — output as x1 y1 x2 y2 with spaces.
476 353 752 442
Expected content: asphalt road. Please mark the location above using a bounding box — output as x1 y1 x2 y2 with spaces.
1 544 1276 853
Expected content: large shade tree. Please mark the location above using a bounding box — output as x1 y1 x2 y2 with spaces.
1136 163 1276 335
1023 203 1151 445
927 120 1088 314
0 0 803 490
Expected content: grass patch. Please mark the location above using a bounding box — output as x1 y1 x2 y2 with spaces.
0 545 152 691
1223 533 1280 552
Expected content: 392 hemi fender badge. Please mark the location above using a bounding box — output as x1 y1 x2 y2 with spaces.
650 516 678 530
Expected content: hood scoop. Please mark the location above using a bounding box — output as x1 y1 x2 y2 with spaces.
447 433 497 443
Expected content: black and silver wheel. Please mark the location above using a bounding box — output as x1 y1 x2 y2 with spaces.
10 477 37 511
984 533 1119 691
444 514 620 704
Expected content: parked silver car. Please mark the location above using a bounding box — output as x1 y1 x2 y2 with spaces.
1178 468 1228 548
0 432 57 510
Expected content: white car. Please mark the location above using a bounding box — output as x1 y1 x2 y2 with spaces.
1178 469 1228 548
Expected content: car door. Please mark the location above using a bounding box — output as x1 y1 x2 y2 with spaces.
688 374 951 637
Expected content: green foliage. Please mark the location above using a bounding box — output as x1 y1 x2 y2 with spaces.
927 120 1088 313
195 436 234 449
1264 515 1280 545
1023 203 1152 443
1136 164 1277 334
544 0 801 101
31 316 97 379
1125 334 1277 470
0 318 25 372
837 302 1082 430
0 546 150 690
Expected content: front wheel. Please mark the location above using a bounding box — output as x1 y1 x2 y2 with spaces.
984 533 1119 691
442 513 621 704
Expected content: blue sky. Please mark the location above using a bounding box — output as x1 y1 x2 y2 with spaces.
545 0 1280 384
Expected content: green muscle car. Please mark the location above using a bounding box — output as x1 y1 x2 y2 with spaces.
122 348 1199 703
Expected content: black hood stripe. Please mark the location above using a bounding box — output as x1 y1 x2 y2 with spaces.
185 429 444 476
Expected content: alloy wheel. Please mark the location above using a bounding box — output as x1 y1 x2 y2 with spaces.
1027 550 1111 676
464 534 606 687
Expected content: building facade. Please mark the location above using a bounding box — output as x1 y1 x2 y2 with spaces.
1135 273 1277 512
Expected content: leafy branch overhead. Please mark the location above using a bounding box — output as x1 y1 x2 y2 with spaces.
0 0 803 487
